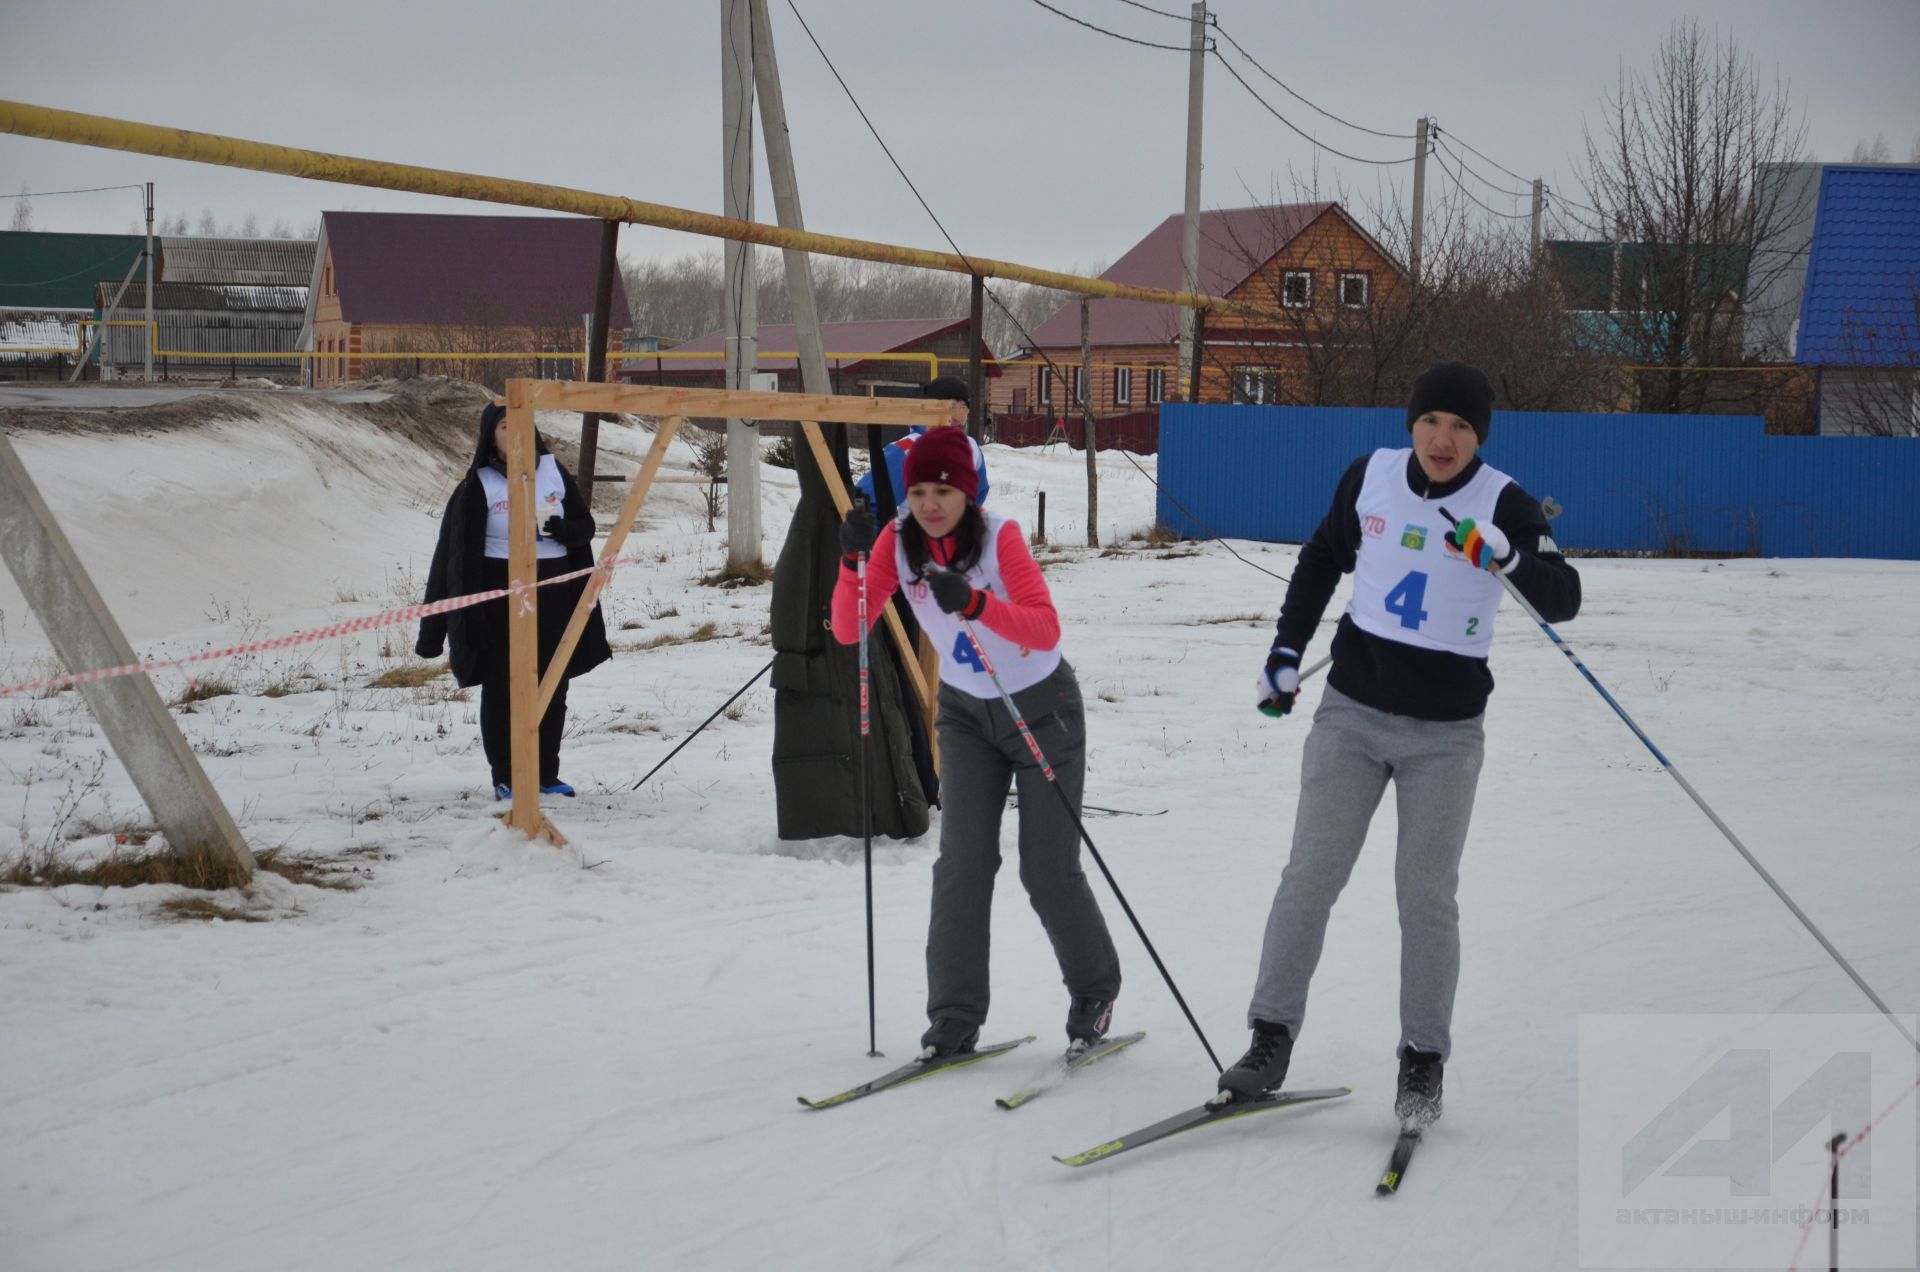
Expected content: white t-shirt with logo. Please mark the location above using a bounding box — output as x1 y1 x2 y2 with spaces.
478 453 569 560
1346 448 1509 658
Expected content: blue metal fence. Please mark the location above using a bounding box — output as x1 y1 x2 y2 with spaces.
1156 405 1920 560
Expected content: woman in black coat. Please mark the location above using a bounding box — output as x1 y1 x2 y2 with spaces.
416 402 612 798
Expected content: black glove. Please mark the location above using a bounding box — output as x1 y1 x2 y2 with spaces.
543 516 593 547
927 569 986 618
415 632 444 660
839 501 876 560
1256 646 1301 717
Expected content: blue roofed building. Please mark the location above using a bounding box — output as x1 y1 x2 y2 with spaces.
1794 165 1920 436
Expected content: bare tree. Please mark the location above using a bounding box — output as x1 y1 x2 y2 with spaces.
1847 134 1893 164
1579 19 1810 414
8 186 32 232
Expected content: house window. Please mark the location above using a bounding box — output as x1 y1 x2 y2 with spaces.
1339 272 1369 308
1114 366 1132 405
1069 366 1087 406
1232 366 1280 405
1038 366 1052 406
1147 367 1165 404
1282 271 1313 309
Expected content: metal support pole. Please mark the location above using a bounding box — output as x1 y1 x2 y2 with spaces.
142 181 154 382
1081 299 1098 547
578 218 619 492
967 273 985 440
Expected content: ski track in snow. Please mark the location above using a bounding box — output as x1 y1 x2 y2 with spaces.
1 408 1915 1270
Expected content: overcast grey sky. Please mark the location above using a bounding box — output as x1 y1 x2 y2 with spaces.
2 0 1916 272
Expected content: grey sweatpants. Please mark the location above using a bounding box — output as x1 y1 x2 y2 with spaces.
1247 686 1485 1059
926 661 1122 1028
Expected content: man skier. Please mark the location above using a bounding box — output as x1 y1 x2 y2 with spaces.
1218 361 1582 1130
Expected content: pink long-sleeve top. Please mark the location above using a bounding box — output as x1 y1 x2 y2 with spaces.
831 517 1061 652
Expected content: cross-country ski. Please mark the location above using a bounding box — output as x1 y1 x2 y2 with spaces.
995 1030 1146 1110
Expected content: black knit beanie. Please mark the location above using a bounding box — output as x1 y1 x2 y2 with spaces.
1405 361 1494 443
922 374 971 407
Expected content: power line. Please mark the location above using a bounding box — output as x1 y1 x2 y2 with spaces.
1210 50 1415 166
1431 141 1533 221
0 183 144 200
786 0 1290 586
1429 126 1533 188
1111 0 1192 19
1211 23 1415 141
1027 0 1199 51
1428 128 1532 198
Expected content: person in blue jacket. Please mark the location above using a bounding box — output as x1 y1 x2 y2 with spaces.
856 376 989 511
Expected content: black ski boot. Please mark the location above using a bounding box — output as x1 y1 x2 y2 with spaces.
1215 1020 1294 1103
918 1017 980 1061
1395 1046 1444 1128
1065 996 1114 1051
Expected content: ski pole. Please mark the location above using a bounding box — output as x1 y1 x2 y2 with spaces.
630 657 773 791
945 596 1223 1073
1439 507 1918 1054
856 517 880 1059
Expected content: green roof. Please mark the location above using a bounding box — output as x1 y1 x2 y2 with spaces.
0 231 155 310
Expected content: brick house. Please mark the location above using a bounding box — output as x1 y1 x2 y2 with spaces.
996 202 1405 416
300 212 628 387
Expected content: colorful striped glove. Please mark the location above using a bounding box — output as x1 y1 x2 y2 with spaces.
1447 517 1515 573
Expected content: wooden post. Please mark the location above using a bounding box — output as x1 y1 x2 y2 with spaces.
503 380 562 846
1036 490 1047 544
794 417 932 711
536 414 683 716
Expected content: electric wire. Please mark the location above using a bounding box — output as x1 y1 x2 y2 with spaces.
1432 141 1534 221
1111 0 1193 20
785 1 1292 586
1027 0 1199 51
1429 127 1532 198
1211 23 1415 140
0 183 144 199
1210 50 1416 166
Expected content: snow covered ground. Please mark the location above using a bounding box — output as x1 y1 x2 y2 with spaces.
1 403 1915 1271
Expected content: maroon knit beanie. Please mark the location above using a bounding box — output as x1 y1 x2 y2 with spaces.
901 427 979 501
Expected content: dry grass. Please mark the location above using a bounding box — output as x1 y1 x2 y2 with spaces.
159 897 265 924
699 560 774 589
1182 612 1269 626
2 842 363 894
368 663 446 689
634 621 722 651
173 678 237 706
3 840 252 891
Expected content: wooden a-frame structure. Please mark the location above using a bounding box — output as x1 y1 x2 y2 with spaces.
498 380 946 844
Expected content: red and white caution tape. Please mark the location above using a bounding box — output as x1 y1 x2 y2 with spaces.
0 553 646 699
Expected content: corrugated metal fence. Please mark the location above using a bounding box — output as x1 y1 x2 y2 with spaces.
1156 404 1920 560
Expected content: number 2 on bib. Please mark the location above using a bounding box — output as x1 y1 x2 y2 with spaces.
951 630 987 673
1383 570 1430 630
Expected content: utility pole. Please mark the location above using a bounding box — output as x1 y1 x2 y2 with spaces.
142 182 154 382
750 0 828 397
1409 117 1430 286
1530 178 1544 260
1175 1 1206 399
1081 299 1098 547
722 0 762 570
